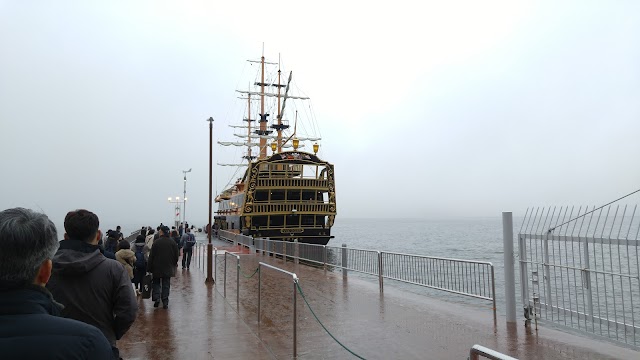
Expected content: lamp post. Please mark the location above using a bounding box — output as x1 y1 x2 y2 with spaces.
167 197 182 229
182 168 192 226
206 116 215 284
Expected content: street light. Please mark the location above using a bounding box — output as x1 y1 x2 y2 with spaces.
182 168 192 226
168 196 182 230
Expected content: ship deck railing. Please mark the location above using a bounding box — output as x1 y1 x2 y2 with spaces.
219 230 496 315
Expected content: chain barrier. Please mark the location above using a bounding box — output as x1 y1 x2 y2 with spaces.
295 282 366 360
240 266 260 279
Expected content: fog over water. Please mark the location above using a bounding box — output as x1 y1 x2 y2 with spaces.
1 1 640 235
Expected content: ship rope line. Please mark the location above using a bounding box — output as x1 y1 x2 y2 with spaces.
546 187 640 233
215 262 366 359
295 282 366 359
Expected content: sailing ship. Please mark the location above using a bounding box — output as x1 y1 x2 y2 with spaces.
214 52 336 245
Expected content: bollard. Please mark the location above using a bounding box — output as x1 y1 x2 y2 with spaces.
223 253 227 298
294 239 299 265
502 212 516 323
342 244 348 279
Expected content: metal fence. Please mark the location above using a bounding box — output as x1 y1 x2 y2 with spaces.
219 231 496 313
519 205 640 347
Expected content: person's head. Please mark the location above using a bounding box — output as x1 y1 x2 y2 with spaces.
185 227 190 233
64 209 100 244
135 234 145 243
159 225 170 237
117 240 130 251
148 229 155 235
116 225 121 232
0 208 59 289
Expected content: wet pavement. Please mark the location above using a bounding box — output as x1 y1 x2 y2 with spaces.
119 237 640 359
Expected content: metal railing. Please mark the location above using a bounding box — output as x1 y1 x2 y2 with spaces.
219 232 496 314
469 345 517 360
258 262 299 358
519 205 640 347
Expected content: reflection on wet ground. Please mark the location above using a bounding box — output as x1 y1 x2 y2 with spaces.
119 238 640 359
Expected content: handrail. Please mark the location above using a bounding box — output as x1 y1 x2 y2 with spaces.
258 262 299 358
251 238 496 315
469 345 517 360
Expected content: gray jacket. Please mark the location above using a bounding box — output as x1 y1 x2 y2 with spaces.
47 240 137 345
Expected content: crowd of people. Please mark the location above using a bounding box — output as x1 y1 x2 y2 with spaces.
0 207 199 360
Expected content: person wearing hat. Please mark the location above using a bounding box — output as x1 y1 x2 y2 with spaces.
147 225 179 309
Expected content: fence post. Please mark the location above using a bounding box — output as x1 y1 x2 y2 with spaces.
543 233 552 316
323 245 327 273
582 237 593 326
293 278 298 358
214 247 217 286
519 235 529 317
283 239 287 262
294 239 299 265
257 265 261 323
503 212 516 323
378 251 384 293
223 253 227 298
342 244 348 280
236 256 240 312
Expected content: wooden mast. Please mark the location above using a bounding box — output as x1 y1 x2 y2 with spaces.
277 55 282 153
259 55 266 159
247 93 252 163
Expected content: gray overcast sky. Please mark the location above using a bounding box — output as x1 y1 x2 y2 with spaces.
1 1 639 234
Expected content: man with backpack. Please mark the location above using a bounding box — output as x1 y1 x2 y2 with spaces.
181 228 196 270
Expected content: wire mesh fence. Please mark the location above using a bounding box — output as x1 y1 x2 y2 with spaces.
519 205 640 347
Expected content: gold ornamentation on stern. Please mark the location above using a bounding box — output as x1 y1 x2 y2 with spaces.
245 216 251 228
327 215 335 227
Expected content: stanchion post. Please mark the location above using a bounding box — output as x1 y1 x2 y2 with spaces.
293 278 297 358
205 116 215 284
224 253 227 298
236 256 240 311
294 239 299 265
257 265 261 323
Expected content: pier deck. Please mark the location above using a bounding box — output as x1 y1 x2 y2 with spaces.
119 238 640 359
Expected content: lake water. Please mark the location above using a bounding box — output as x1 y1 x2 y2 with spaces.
329 217 518 314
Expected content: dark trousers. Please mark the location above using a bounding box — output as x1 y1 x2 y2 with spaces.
182 248 193 268
152 276 171 305
132 267 146 290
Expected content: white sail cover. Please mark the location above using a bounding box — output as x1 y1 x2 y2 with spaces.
217 163 248 166
218 141 259 147
236 90 309 100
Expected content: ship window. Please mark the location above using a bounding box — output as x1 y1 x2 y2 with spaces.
286 190 301 201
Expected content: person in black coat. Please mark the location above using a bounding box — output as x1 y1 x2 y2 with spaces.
47 209 137 360
0 207 112 360
147 225 179 309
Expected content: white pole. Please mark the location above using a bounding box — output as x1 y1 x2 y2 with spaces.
503 211 517 323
